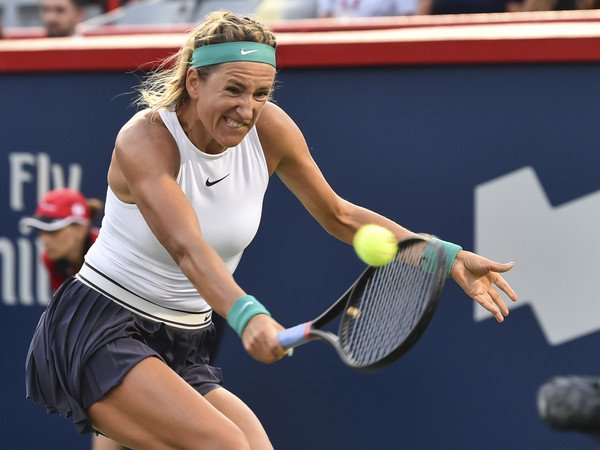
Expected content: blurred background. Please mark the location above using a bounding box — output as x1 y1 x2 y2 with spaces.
1 1 600 449
2 0 600 36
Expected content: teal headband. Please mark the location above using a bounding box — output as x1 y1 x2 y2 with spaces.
191 42 276 69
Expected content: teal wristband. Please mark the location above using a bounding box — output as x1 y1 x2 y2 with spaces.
437 239 462 278
422 238 462 278
226 295 271 338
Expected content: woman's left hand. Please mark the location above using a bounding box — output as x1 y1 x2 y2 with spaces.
450 251 517 322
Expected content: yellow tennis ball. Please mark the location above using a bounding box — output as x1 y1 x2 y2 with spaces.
353 224 398 267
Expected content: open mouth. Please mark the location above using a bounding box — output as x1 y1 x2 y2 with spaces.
225 117 245 129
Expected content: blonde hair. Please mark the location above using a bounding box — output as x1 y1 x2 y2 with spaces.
136 11 277 111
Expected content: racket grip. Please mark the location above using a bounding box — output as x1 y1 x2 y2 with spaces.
277 322 311 349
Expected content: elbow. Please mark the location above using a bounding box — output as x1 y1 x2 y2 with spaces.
159 232 202 267
320 199 356 243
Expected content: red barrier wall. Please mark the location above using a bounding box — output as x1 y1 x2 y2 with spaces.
2 10 600 72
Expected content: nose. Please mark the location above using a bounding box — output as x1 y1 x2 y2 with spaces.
235 96 254 122
42 8 58 20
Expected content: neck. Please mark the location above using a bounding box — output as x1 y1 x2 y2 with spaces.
176 103 226 155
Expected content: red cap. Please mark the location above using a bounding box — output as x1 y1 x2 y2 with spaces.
20 188 91 232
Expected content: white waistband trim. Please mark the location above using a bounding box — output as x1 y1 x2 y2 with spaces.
76 263 213 330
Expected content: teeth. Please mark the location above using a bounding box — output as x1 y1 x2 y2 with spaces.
225 118 244 128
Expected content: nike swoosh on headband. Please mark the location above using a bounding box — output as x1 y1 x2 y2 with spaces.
191 42 276 69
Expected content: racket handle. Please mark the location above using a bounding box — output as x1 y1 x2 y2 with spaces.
277 322 311 349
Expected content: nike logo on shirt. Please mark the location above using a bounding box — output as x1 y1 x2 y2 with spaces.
205 174 230 187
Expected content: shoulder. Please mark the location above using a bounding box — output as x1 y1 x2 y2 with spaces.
114 108 179 176
256 102 306 172
116 109 172 149
256 102 299 137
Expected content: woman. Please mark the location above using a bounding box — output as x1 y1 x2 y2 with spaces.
26 11 517 449
20 188 102 292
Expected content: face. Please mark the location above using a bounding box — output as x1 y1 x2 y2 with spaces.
39 224 86 262
41 0 82 37
185 61 276 154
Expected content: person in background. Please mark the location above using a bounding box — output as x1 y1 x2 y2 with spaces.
318 0 419 17
520 0 598 9
417 0 523 14
40 0 84 37
254 0 319 21
21 188 102 292
20 188 121 450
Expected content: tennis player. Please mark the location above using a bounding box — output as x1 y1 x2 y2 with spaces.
25 11 517 449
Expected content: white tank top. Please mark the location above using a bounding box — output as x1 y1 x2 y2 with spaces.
85 109 269 312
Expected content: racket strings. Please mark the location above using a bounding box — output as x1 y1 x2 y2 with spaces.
340 242 439 366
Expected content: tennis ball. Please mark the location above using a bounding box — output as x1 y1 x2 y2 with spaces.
353 224 398 267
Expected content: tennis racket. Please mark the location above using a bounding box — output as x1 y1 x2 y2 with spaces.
278 237 447 372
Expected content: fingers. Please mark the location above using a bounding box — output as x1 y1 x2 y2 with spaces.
476 275 516 322
489 286 509 317
494 273 518 302
488 260 515 274
268 346 290 364
246 340 288 364
475 292 505 323
459 253 517 323
242 315 288 364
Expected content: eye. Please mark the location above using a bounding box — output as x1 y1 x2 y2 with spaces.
254 90 270 101
226 86 241 95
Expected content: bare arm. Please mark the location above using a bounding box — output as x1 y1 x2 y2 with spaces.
258 102 418 245
258 103 517 322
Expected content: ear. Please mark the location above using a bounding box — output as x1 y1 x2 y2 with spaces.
186 68 200 100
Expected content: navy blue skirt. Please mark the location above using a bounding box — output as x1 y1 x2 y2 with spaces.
25 278 223 434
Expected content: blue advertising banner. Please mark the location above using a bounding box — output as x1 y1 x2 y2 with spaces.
1 62 599 449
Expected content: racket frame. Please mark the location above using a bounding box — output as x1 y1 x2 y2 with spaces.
278 237 447 371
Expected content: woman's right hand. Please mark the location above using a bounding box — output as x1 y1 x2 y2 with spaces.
241 314 288 364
